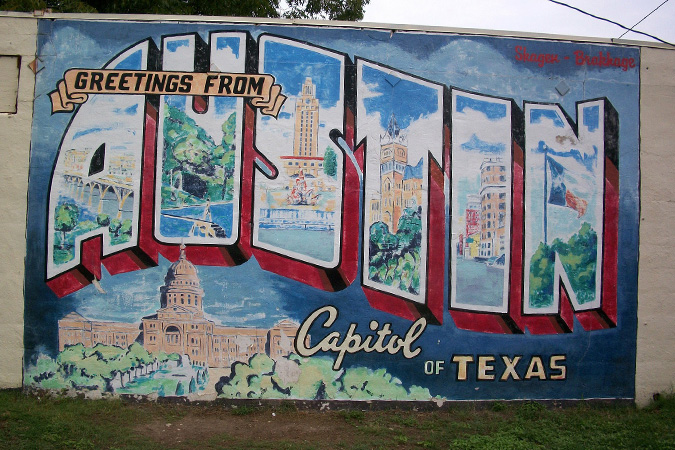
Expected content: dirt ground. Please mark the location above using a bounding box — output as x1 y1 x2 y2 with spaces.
130 396 450 449
136 408 362 448
5 389 673 450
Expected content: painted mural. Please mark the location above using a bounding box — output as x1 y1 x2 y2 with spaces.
24 19 639 401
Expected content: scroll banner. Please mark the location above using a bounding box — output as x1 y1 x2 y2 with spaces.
49 69 287 117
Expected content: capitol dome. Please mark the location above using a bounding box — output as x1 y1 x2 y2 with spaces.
160 244 205 311
165 244 199 282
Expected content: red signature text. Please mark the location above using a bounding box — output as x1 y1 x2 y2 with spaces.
515 46 560 67
574 50 635 71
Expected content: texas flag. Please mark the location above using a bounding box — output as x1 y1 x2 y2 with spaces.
547 156 588 218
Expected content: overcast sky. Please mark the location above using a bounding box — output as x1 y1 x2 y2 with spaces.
362 0 674 45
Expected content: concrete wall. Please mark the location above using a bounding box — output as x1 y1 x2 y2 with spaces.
0 13 672 405
0 16 36 388
636 47 675 405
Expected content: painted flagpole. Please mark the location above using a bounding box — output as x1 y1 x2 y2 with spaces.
543 146 548 246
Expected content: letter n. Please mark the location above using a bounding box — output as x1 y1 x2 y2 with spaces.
520 99 618 333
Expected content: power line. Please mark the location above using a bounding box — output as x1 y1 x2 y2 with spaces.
618 0 670 39
546 0 674 46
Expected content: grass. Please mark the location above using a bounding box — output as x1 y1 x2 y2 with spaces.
340 409 366 423
230 405 256 416
1 389 674 449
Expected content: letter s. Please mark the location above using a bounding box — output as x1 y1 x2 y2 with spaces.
515 46 524 61
179 74 193 93
549 355 566 380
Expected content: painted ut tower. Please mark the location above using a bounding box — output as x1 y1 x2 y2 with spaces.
293 77 320 158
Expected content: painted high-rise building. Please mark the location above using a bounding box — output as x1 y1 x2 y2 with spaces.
294 77 319 158
479 158 508 258
369 114 424 234
379 115 408 234
465 194 482 238
464 194 482 258
281 77 324 177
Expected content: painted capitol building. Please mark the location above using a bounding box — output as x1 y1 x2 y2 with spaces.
59 245 305 368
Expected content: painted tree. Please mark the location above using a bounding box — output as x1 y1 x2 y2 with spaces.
212 112 237 200
368 207 422 294
221 112 237 149
369 221 397 252
119 219 133 237
323 146 337 178
173 136 214 176
126 342 154 377
54 203 79 249
163 104 217 177
215 353 435 401
529 222 598 308
108 218 122 237
396 206 422 250
175 381 185 396
96 213 110 228
56 343 86 377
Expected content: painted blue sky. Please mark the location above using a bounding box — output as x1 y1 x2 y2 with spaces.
214 97 237 116
166 39 190 52
115 49 143 70
216 36 240 58
456 95 507 121
530 108 565 127
461 134 505 154
65 44 144 144
452 93 512 216
263 40 342 107
361 64 440 129
165 88 237 118
583 105 600 132
73 126 116 140
68 255 299 328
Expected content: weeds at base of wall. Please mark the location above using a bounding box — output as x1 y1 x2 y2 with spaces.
3 388 674 450
22 385 634 411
